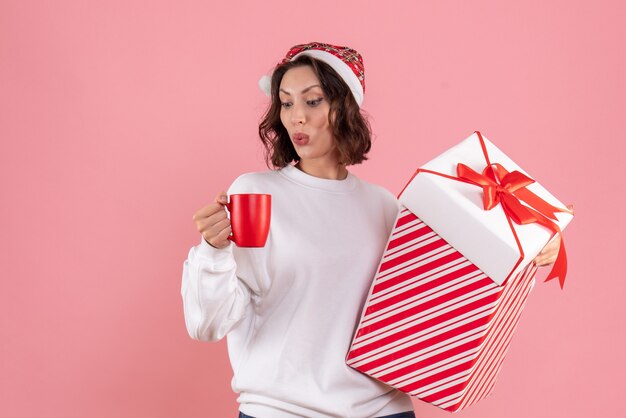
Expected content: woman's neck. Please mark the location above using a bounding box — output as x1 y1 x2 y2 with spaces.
295 159 348 180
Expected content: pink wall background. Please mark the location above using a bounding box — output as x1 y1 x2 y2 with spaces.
1 0 624 417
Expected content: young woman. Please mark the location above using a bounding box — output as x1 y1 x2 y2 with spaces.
181 42 562 418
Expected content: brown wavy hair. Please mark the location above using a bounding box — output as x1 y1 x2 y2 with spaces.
258 55 372 169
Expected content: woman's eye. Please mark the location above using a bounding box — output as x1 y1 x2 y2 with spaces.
280 99 322 108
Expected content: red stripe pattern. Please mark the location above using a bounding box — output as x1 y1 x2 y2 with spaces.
346 207 537 411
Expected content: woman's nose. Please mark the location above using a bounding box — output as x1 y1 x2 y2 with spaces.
291 103 306 125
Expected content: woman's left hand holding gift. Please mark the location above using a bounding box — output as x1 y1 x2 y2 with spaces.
533 204 574 267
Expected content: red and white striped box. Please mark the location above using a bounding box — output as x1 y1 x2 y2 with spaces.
346 131 573 412
346 208 537 411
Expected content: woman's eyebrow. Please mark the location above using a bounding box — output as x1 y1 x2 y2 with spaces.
279 84 321 95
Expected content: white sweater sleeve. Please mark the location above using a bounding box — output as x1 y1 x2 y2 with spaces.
181 237 254 342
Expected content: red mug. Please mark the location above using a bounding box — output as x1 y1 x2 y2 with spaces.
226 194 271 247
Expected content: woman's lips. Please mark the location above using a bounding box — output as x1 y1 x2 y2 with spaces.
293 132 310 146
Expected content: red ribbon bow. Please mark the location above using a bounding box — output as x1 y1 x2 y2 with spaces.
457 162 571 288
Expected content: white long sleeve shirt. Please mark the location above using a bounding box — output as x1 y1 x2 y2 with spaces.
181 164 414 418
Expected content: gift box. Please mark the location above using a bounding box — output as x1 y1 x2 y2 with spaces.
346 131 573 412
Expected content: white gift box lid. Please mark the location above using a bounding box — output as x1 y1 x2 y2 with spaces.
399 131 573 285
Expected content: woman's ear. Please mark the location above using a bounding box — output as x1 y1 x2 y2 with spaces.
329 108 338 125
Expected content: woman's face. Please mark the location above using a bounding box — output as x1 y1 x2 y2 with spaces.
279 65 339 164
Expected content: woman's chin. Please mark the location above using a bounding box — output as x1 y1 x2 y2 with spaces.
294 149 316 160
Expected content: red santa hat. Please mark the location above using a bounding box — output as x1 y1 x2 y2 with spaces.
258 41 366 107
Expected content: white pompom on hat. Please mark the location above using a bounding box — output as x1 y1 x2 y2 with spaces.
258 74 272 97
258 42 366 107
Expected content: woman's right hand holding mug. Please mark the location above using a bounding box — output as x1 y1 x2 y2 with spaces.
192 191 231 249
